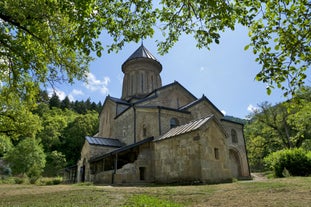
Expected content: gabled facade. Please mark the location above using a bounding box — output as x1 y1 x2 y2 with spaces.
74 44 251 184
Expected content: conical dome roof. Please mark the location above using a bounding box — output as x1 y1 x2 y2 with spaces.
122 44 161 69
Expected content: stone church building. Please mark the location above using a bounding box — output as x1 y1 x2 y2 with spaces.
74 45 251 184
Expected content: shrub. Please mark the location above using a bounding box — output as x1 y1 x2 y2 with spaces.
14 176 30 184
74 182 94 186
264 148 311 177
4 138 46 178
43 151 66 177
35 177 63 185
0 177 16 184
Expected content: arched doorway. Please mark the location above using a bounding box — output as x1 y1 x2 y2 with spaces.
229 149 242 178
80 158 86 182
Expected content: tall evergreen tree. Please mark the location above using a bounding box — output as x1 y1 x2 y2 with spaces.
61 96 71 110
49 93 61 109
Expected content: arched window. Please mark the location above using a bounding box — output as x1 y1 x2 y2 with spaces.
231 129 238 143
170 118 179 128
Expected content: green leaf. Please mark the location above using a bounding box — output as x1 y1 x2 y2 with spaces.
267 87 272 95
96 50 102 57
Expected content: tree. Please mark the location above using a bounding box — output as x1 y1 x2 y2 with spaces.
287 89 311 149
44 150 67 177
244 102 288 170
235 0 310 96
49 93 61 109
0 135 12 157
245 88 311 170
37 90 50 104
1 0 309 101
0 0 155 102
61 96 72 110
73 100 87 114
4 138 46 178
36 106 77 152
0 99 42 142
61 111 99 166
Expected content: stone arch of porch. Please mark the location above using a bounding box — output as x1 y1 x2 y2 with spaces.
228 147 243 179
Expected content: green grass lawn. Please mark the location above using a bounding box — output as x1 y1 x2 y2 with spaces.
0 177 311 207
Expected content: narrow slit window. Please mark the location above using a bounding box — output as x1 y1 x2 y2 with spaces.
231 129 238 143
214 148 219 160
143 124 147 137
139 167 146 180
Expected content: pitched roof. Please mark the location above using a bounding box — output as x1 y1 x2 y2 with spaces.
122 44 160 66
90 137 154 163
221 116 245 125
133 81 197 105
179 97 202 110
108 96 130 105
179 95 224 116
86 136 124 147
156 116 213 141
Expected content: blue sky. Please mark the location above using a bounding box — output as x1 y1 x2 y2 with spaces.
48 25 288 119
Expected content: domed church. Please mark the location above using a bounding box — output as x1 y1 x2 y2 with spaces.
73 44 251 184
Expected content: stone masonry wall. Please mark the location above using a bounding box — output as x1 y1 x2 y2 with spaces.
98 99 116 137
153 119 231 184
186 100 223 121
221 120 251 178
199 121 232 183
137 83 196 109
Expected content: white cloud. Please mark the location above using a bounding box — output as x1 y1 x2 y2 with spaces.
84 72 110 94
221 110 227 115
200 66 205 71
66 89 84 102
48 88 66 100
68 95 75 102
247 104 259 113
71 89 84 96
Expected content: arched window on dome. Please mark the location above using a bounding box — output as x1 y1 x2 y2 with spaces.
140 73 144 93
231 129 238 143
170 118 179 129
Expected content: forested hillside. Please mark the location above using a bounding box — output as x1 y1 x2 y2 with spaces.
244 87 311 172
0 91 101 177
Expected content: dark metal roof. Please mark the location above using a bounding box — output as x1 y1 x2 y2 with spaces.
221 116 245 125
156 116 214 141
86 136 124 147
125 44 159 63
90 137 154 163
108 96 130 105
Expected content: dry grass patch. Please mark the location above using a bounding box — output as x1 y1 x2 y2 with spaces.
0 177 310 207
